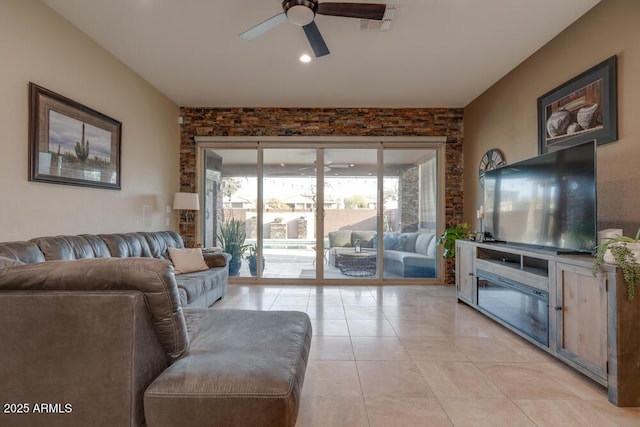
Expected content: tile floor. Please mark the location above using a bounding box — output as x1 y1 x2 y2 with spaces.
215 284 640 426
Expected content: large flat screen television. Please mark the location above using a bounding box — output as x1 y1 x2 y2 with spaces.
483 141 596 254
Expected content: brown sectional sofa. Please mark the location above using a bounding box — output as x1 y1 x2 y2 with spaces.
0 231 228 308
0 232 312 426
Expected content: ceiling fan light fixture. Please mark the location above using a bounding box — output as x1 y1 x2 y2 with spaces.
284 1 317 26
299 54 312 63
287 6 314 26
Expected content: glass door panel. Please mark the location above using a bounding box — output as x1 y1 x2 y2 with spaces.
262 149 317 279
382 149 439 279
203 149 257 278
323 148 379 280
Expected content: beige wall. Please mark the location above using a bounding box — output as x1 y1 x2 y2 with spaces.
464 0 640 235
0 0 180 241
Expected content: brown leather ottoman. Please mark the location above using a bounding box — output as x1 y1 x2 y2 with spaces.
144 309 312 427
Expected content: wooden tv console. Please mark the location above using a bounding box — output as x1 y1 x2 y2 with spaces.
455 240 640 407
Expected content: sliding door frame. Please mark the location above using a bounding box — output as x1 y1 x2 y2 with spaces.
195 136 447 285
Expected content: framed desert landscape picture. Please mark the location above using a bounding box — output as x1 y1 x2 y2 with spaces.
28 83 122 190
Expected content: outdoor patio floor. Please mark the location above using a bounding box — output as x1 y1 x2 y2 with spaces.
235 248 405 280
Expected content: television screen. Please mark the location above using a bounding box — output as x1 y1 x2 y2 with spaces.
483 141 596 253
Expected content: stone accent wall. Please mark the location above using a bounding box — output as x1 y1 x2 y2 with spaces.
269 223 287 239
296 218 307 239
179 107 464 284
399 166 419 232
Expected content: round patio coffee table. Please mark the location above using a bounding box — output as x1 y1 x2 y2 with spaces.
336 251 377 277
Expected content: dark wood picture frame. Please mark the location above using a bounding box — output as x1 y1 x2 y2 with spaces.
29 83 122 190
537 55 617 154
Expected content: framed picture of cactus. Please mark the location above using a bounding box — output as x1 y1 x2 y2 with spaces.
537 55 617 154
28 83 122 190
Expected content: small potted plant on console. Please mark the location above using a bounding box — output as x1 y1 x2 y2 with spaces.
593 228 640 301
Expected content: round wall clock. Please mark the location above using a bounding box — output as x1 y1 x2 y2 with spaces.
478 148 505 187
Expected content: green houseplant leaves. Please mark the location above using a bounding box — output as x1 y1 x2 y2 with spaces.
593 228 640 301
437 222 470 259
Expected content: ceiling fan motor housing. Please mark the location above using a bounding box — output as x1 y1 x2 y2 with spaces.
283 0 318 26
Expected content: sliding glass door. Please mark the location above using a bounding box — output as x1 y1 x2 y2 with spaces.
262 148 317 279
203 149 258 278
382 149 439 279
201 140 442 284
323 148 379 280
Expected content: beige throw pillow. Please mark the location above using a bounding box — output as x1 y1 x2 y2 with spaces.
168 248 209 274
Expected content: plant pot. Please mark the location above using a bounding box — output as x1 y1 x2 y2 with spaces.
604 243 640 264
248 256 265 277
228 257 242 276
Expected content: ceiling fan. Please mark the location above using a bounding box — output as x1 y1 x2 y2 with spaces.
297 161 354 173
239 1 387 58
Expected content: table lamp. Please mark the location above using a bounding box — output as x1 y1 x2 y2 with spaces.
173 192 199 238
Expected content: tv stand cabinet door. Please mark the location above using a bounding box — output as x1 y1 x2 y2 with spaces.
555 262 608 381
455 241 475 305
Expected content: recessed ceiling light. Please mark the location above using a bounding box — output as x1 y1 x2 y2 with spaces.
299 54 312 63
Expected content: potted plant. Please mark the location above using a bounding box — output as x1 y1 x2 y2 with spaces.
245 244 265 277
217 219 249 276
437 222 471 259
593 229 640 301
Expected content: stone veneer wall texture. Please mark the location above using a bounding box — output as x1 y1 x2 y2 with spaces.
179 107 464 284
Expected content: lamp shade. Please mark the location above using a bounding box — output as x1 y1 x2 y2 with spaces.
173 192 200 210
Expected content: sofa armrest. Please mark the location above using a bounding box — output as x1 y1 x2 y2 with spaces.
0 257 188 361
0 291 167 426
202 252 230 268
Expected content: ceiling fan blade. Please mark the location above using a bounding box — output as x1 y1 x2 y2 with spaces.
239 12 287 40
303 21 330 57
317 2 386 20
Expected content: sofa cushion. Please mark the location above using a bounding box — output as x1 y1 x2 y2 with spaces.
391 234 407 251
401 232 420 252
141 231 184 260
31 235 110 261
427 234 438 258
383 250 435 268
168 248 209 274
100 233 153 258
351 231 377 248
415 233 434 256
0 241 45 264
144 308 311 427
175 268 227 306
328 230 352 247
382 233 398 250
0 256 25 270
79 234 112 257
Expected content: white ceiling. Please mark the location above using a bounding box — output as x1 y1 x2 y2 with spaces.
43 0 600 108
